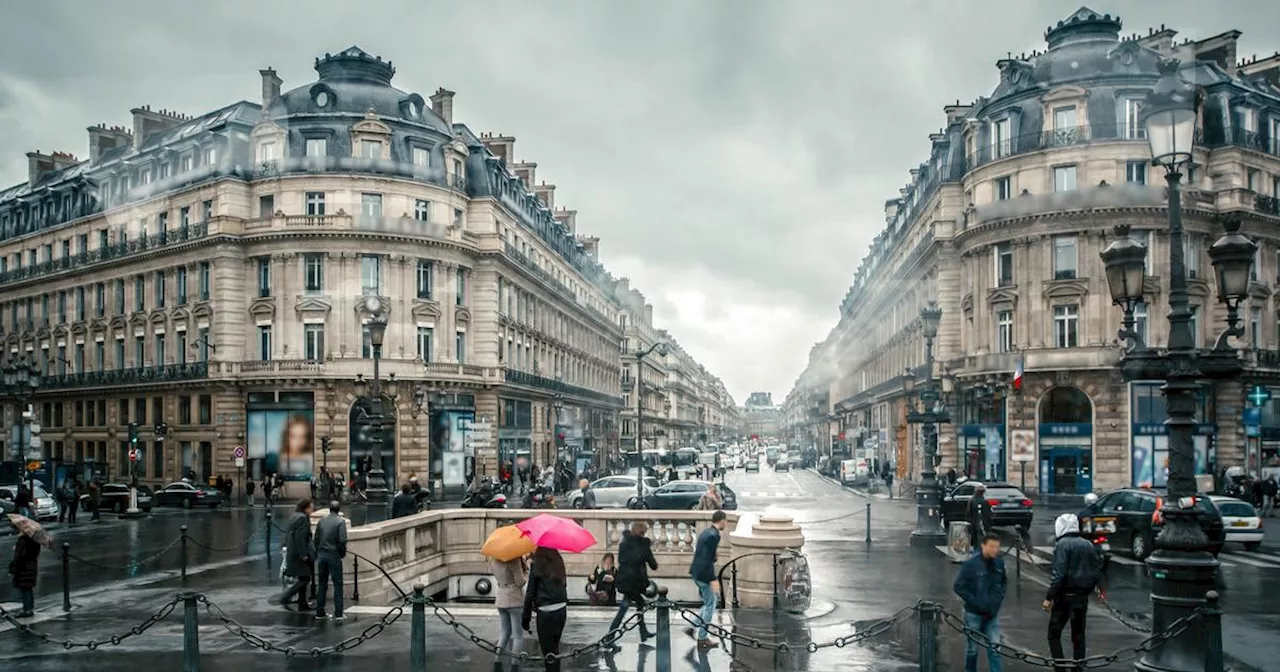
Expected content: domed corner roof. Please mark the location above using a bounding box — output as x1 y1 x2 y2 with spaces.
267 46 451 135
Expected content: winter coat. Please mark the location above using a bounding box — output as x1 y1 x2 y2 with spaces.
313 512 348 558
953 553 1006 619
391 491 417 518
689 526 721 583
1047 515 1104 602
579 486 597 510
9 535 40 589
615 531 657 599
521 558 569 630
283 512 314 578
966 496 993 543
491 558 528 609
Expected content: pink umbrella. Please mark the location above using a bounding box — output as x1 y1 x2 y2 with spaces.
516 513 597 554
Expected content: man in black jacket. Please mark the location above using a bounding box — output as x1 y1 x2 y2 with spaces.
391 483 417 519
1044 513 1103 671
966 484 993 553
608 521 657 646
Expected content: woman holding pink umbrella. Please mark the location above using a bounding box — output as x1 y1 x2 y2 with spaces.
522 546 569 672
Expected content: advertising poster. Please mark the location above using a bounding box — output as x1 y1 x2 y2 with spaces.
432 410 474 488
247 409 315 481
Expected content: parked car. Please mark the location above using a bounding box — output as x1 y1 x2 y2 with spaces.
641 480 737 510
940 481 1034 530
1208 495 1263 551
1078 488 1224 560
0 484 60 521
564 475 661 509
744 460 760 473
80 483 154 513
154 482 224 509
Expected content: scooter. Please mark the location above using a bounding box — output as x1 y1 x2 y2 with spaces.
520 485 556 509
461 477 508 509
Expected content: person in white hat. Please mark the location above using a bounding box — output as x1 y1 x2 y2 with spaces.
1044 513 1104 671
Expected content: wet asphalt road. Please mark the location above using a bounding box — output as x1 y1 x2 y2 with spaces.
0 467 1274 670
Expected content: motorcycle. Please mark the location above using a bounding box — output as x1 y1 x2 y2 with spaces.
462 477 508 509
521 485 556 509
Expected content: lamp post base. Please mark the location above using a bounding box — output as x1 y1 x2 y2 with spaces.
122 487 145 518
910 476 946 546
1135 548 1222 671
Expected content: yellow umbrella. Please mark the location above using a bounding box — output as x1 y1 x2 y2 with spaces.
482 524 536 562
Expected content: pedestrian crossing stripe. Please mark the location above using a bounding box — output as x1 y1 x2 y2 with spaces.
1030 546 1280 569
736 492 805 499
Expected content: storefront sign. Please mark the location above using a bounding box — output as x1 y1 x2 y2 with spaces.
1039 423 1092 437
1132 423 1217 436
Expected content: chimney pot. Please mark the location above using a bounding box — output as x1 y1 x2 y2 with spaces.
259 68 283 109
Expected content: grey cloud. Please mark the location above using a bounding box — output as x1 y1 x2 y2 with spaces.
1 0 1278 400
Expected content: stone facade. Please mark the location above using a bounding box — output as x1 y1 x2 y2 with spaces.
0 47 730 492
785 10 1280 493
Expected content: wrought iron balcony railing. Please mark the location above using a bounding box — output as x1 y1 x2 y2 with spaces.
39 362 209 390
503 367 623 407
0 222 209 287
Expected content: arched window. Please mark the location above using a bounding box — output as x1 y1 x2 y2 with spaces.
1039 386 1092 424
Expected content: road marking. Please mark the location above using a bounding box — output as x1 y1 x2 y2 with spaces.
1229 549 1280 563
1216 551 1279 568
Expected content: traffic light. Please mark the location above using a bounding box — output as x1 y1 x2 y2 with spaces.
321 436 332 454
128 422 139 446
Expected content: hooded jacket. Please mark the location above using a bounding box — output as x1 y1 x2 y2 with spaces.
615 531 658 598
1046 513 1103 602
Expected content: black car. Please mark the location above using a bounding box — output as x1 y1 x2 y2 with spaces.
1078 488 1224 560
940 480 1034 529
154 482 225 509
641 481 738 510
80 483 154 513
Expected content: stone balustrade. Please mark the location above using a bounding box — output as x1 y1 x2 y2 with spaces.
334 508 742 605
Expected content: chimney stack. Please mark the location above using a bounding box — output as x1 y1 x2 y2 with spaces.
130 106 186 149
26 151 79 187
643 304 654 326
430 88 455 128
87 124 133 163
260 68 283 109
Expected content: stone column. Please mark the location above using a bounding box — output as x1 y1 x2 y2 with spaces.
726 515 806 610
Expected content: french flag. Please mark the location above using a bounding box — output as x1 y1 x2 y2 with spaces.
1013 357 1024 392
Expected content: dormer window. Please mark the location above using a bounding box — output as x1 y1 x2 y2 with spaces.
360 140 382 159
315 91 330 108
257 141 278 163
180 154 193 172
412 147 429 167
305 138 327 157
140 168 152 185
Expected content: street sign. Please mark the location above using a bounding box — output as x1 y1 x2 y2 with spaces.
234 457 245 468
232 445 246 459
129 448 139 462
469 421 494 449
1010 429 1036 463
1248 385 1272 408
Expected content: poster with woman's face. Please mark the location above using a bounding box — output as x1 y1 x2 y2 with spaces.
247 410 315 481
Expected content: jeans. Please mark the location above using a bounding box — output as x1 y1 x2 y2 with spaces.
1262 495 1274 517
315 554 344 617
963 611 1003 672
536 607 567 672
496 606 524 655
1047 595 1088 670
18 587 34 614
692 579 715 639
609 593 651 638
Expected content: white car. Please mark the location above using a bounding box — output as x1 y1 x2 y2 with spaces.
565 475 661 508
1209 495 1264 551
0 484 60 521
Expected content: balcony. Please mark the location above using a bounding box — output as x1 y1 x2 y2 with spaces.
0 222 209 287
953 348 1121 377
502 242 577 302
41 362 208 390
1257 195 1280 217
964 124 1156 172
503 367 623 407
1203 127 1280 158
969 184 1168 228
249 156 467 195
220 358 496 383
242 213 459 242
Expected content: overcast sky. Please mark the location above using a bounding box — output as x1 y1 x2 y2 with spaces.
0 1 1275 404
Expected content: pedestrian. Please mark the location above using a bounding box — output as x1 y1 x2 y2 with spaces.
884 469 895 500
953 533 1006 672
261 475 272 507
13 486 31 519
492 553 529 658
1260 476 1277 517
391 482 417 519
8 527 40 617
696 483 722 511
587 553 617 606
309 475 318 501
62 479 80 525
608 521 657 645
1045 513 1104 671
687 510 727 649
246 479 256 507
577 478 597 510
946 468 957 486
313 500 347 621
966 484 993 554
88 480 102 521
279 499 315 611
522 547 569 672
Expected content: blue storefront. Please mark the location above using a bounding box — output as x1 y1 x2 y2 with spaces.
1037 386 1095 495
1129 382 1216 488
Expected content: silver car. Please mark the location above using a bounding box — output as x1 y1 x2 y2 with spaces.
0 484 60 521
566 475 661 508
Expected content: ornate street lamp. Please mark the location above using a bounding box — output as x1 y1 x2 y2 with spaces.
1099 58 1248 672
360 295 392 504
2 356 40 494
630 341 668 508
905 302 949 545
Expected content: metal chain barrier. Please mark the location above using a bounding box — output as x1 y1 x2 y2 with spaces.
65 535 184 572
1010 534 1153 633
676 603 919 652
187 519 271 552
200 593 404 656
938 605 1200 669
0 596 180 649
427 598 646 663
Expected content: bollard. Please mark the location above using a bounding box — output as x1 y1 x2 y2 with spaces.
654 586 672 672
865 503 872 544
1204 590 1224 672
409 584 427 672
917 601 938 672
265 512 273 573
180 525 189 583
181 592 200 672
352 555 361 603
61 542 71 612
